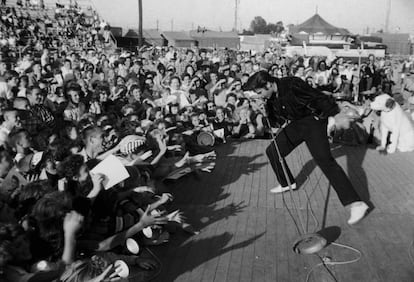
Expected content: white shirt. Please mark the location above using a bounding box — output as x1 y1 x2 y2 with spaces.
172 90 190 108
0 81 8 99
0 125 10 148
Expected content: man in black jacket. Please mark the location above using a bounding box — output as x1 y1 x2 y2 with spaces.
244 71 368 225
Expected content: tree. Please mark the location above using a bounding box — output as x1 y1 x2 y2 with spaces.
275 21 285 35
249 17 285 35
250 16 267 34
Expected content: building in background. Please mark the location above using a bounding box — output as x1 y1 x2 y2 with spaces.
239 34 273 52
119 29 166 49
162 31 196 48
371 33 413 55
189 30 240 49
289 13 351 42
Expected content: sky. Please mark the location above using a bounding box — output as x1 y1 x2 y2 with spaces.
91 0 414 35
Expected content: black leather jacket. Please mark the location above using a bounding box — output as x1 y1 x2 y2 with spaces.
267 77 339 126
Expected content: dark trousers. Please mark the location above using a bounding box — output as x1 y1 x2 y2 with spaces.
265 116 360 206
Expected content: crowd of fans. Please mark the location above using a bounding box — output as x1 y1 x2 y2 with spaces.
0 1 413 281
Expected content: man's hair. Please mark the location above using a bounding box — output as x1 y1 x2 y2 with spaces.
226 93 237 102
81 125 101 144
5 70 18 82
3 107 17 123
0 149 11 164
31 191 72 258
29 85 43 95
0 223 26 270
243 70 278 91
12 97 30 109
128 84 141 95
17 180 53 216
8 128 28 149
157 63 166 72
57 154 84 180
170 76 181 85
66 83 81 96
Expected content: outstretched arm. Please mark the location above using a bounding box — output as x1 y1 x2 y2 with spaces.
96 206 167 251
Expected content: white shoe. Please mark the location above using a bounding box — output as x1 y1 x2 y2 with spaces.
347 201 369 225
270 183 297 194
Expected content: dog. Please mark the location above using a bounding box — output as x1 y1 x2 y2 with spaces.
370 94 414 153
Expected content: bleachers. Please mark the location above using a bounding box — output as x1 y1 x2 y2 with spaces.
1 0 118 51
4 0 94 14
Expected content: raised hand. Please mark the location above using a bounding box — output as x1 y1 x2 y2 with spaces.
89 264 121 282
91 173 105 189
140 205 168 227
133 186 155 193
166 210 185 223
155 193 174 205
26 173 40 183
156 136 167 154
137 259 157 271
138 150 153 160
118 135 146 154
63 210 84 237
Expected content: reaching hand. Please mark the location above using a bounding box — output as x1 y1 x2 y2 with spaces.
63 211 84 237
111 89 123 101
133 186 155 193
140 205 168 227
137 259 157 271
26 173 40 183
89 264 121 282
181 130 194 135
156 193 174 205
166 210 185 223
156 136 167 154
118 135 146 154
251 99 267 116
91 173 105 189
138 150 153 161
218 78 227 85
167 145 182 151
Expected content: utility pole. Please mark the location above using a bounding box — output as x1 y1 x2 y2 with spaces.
156 19 159 31
171 19 174 31
138 0 143 47
234 0 239 32
385 0 391 33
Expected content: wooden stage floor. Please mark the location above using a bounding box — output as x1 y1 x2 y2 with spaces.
150 139 414 282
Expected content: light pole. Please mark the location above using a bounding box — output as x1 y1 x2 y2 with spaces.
138 0 143 48
356 45 363 103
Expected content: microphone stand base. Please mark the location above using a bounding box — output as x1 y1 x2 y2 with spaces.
293 233 327 255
